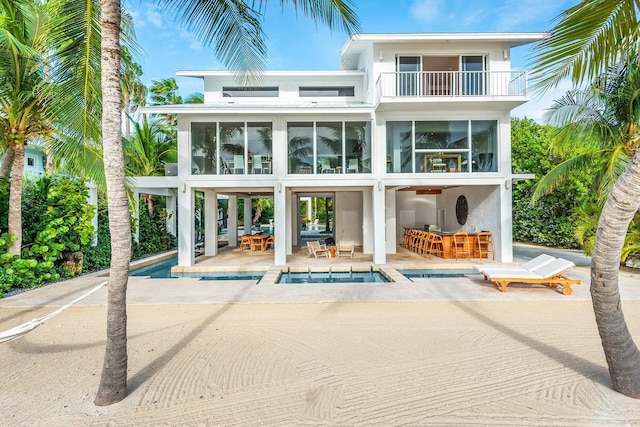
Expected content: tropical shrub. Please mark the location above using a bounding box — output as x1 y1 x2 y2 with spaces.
511 118 592 248
0 175 95 296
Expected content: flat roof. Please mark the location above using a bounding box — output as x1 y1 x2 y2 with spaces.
176 70 365 78
141 103 375 115
341 32 548 55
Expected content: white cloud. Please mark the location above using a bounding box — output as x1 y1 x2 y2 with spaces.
494 0 567 31
410 0 444 23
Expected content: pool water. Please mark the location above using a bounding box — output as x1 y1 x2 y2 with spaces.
130 257 179 278
398 269 477 278
277 271 389 284
129 257 265 280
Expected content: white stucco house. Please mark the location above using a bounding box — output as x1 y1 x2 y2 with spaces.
142 32 544 268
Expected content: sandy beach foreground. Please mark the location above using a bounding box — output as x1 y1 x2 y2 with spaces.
2 299 640 426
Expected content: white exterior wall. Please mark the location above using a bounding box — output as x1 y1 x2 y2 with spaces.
164 34 543 266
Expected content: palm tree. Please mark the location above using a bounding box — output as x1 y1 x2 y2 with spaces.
94 0 360 406
124 115 177 216
0 0 53 255
531 0 640 397
532 58 639 202
121 46 147 138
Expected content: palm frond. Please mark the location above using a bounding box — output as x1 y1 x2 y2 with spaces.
157 0 267 84
529 0 640 92
530 152 599 203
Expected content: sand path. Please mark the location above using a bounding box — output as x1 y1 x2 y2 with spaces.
2 299 640 426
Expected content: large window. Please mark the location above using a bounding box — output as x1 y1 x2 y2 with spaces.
191 122 217 175
191 122 272 175
287 121 371 174
387 120 497 173
222 86 278 97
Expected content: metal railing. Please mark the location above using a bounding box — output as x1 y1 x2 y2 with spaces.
376 71 528 100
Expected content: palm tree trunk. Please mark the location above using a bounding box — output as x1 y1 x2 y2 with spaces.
0 144 15 178
7 142 24 255
591 150 640 398
95 0 130 407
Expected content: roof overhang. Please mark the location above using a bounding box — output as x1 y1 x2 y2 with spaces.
141 104 375 115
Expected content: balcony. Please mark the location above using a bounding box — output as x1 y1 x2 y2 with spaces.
375 71 528 110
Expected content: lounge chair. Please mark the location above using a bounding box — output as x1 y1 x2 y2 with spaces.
336 240 354 257
474 254 556 276
307 241 329 259
481 258 581 295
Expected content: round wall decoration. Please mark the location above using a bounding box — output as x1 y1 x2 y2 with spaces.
456 195 468 225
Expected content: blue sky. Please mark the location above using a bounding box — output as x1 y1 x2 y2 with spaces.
127 0 576 121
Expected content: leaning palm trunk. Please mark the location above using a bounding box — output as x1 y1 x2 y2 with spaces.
591 150 640 398
95 0 130 406
0 144 15 178
7 143 25 255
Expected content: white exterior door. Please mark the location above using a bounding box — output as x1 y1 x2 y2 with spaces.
341 209 359 243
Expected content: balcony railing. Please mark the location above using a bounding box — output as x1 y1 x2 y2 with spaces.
376 71 528 100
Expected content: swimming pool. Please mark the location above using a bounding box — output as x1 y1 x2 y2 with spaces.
398 269 477 279
277 270 389 284
129 257 265 280
130 257 179 278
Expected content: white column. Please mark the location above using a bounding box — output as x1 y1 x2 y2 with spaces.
204 190 218 256
177 185 194 266
362 188 373 254
372 183 386 265
274 184 287 265
499 182 513 263
87 182 98 246
385 188 397 253
243 197 252 235
132 190 140 243
286 189 293 255
228 195 238 247
166 193 177 236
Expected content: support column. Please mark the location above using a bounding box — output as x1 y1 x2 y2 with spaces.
500 182 513 262
228 195 238 247
243 197 252 235
132 190 140 243
165 192 177 236
385 188 397 253
204 190 218 256
362 188 373 254
372 183 386 265
274 184 287 265
177 185 194 266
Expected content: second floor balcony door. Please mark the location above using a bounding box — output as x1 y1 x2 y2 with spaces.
397 56 420 96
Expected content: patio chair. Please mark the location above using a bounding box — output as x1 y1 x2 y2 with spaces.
233 154 244 174
481 258 581 295
306 241 330 259
252 154 268 174
250 235 263 252
263 235 274 251
337 240 355 257
347 158 359 173
321 158 335 173
239 235 252 251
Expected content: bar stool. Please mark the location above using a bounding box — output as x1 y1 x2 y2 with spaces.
428 233 444 259
452 232 471 260
476 231 495 260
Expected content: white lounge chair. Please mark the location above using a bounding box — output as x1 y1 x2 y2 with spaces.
474 254 556 276
481 258 581 295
